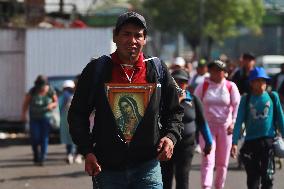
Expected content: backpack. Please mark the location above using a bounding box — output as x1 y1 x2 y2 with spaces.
201 80 232 100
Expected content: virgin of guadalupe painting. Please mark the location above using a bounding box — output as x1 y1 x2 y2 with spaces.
105 83 155 142
116 95 143 141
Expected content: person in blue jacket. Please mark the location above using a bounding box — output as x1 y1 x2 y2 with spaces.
161 69 212 189
231 67 284 189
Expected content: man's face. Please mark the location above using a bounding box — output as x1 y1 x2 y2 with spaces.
197 66 208 75
113 23 146 62
243 58 255 71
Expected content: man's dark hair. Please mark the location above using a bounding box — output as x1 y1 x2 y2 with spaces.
242 52 255 60
114 19 147 37
114 12 147 37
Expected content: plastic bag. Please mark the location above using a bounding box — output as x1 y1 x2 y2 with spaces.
273 136 284 158
48 105 60 130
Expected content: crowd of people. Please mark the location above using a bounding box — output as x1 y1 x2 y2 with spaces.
168 53 284 189
21 11 284 189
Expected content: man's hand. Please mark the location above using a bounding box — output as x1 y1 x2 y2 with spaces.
230 144 238 159
85 153 101 176
157 137 174 161
203 144 212 156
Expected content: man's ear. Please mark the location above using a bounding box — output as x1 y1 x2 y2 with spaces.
143 36 147 46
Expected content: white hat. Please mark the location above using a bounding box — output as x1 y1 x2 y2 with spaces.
174 57 186 67
63 80 75 88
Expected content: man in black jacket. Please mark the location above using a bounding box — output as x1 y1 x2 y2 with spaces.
231 52 256 95
68 11 183 189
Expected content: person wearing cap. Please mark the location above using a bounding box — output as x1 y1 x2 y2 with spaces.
231 52 256 95
21 75 58 166
231 67 284 189
194 60 241 189
59 80 82 164
169 56 186 72
161 68 212 189
189 58 210 93
68 11 183 188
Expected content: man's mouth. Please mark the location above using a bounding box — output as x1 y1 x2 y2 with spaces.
127 47 137 52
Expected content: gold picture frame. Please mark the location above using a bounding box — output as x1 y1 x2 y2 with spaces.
105 83 156 142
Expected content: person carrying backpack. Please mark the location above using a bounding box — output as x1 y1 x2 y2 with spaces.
194 60 241 189
231 67 284 189
21 75 58 166
68 12 183 189
161 69 212 189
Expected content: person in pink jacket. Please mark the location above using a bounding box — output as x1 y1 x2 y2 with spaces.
194 60 241 189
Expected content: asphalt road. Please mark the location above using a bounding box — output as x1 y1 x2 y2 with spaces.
1 142 284 189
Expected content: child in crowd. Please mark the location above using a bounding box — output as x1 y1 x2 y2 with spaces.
231 67 284 189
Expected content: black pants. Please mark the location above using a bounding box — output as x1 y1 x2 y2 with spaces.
161 134 195 189
240 138 275 189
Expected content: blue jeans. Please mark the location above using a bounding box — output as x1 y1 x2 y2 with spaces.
29 118 50 162
66 144 76 155
93 159 163 189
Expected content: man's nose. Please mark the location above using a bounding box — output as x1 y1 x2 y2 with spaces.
129 35 137 43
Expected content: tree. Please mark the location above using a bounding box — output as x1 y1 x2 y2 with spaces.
143 0 265 58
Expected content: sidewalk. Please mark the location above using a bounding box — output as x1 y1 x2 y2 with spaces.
1 142 284 189
0 132 59 147
0 144 91 189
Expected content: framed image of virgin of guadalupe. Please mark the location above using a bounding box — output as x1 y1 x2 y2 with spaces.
105 83 156 143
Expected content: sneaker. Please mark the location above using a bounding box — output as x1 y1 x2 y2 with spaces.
74 154 83 164
67 154 74 164
194 144 202 154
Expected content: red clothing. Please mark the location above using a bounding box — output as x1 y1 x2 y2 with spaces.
110 52 147 83
70 20 87 28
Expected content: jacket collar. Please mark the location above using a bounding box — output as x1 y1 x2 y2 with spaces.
111 51 144 68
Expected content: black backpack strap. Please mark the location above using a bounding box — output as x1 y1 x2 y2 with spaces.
244 93 251 127
143 56 165 129
92 55 112 86
152 57 164 84
144 56 164 84
88 55 112 106
146 56 183 95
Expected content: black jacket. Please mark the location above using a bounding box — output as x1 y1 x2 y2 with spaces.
68 57 183 170
231 68 250 95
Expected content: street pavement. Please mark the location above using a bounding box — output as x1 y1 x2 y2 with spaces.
1 141 284 189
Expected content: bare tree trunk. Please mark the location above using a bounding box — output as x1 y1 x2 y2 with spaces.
206 36 213 60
